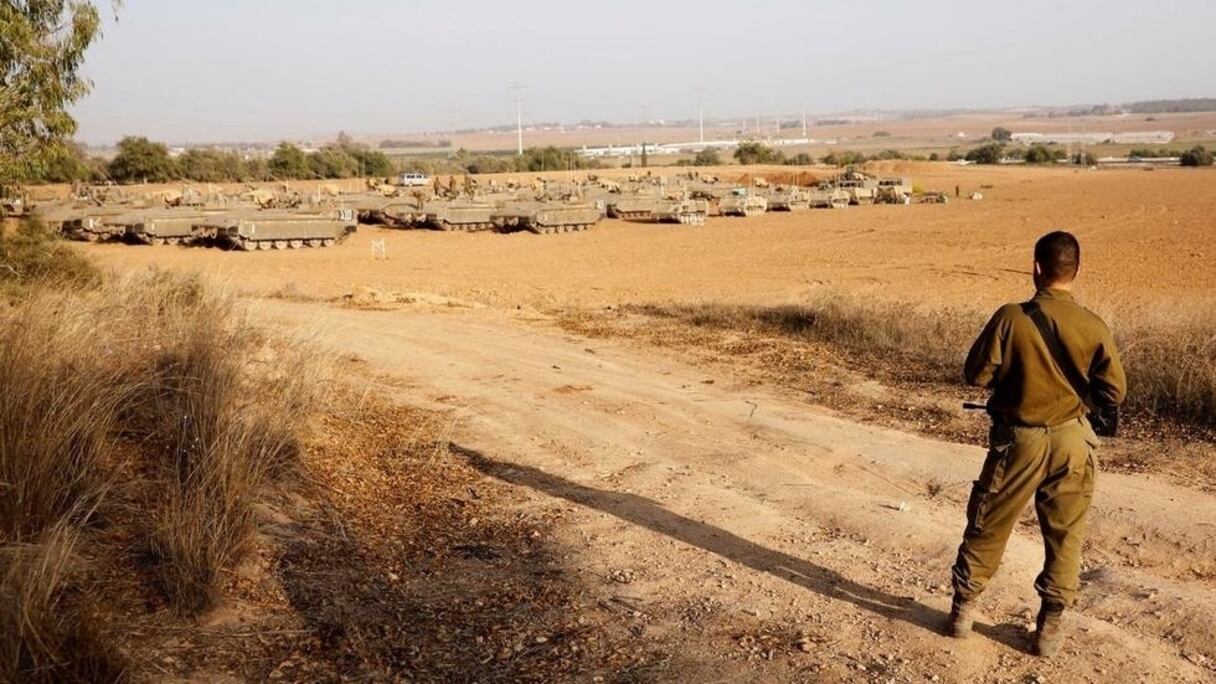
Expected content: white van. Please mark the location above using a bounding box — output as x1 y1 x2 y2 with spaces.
398 172 430 187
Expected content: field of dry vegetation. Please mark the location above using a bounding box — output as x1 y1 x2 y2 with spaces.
0 223 668 681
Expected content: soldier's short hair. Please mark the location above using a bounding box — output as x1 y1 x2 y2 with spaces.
1034 231 1080 283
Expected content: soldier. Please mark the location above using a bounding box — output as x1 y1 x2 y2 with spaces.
947 231 1126 657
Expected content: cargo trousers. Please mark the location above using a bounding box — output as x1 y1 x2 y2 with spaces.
951 418 1099 608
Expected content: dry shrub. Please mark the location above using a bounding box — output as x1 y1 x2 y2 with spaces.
0 526 126 683
0 295 129 542
629 291 980 382
1117 312 1216 432
625 291 1216 433
127 276 327 613
0 217 100 296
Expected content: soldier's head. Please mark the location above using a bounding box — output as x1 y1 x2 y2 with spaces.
1033 231 1081 289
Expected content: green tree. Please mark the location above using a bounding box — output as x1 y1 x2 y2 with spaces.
991 127 1013 142
108 136 176 182
1073 152 1098 166
691 148 721 166
348 147 394 176
307 146 358 178
1180 145 1214 167
965 143 1005 165
734 142 785 165
268 143 311 179
784 152 814 166
1023 144 1058 165
1 1 108 193
928 152 940 161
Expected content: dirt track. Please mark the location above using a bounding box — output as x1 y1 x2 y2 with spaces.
263 300 1216 682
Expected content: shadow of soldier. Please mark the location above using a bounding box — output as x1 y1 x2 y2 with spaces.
454 444 1029 654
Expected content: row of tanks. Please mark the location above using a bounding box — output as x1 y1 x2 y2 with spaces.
45 185 357 249
353 176 605 234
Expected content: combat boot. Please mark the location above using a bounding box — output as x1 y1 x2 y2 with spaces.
1033 603 1066 657
945 596 976 638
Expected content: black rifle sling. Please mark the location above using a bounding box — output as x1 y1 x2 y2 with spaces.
1020 301 1092 409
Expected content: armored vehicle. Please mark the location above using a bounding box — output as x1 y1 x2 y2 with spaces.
492 201 601 234
199 208 357 250
808 183 850 209
58 207 133 241
875 177 913 204
652 198 709 225
423 200 497 232
718 188 768 217
765 186 811 211
607 195 661 221
107 208 230 245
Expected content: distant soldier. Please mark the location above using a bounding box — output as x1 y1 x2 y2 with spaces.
947 231 1126 657
955 184 961 198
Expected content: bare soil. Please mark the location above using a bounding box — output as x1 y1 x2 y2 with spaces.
249 300 1216 682
79 165 1216 314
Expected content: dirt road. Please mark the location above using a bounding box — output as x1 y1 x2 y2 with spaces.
261 299 1215 682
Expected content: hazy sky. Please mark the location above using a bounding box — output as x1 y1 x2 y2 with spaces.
72 0 1216 144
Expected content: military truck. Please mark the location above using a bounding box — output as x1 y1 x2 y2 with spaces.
492 201 601 234
200 208 357 250
718 188 768 217
875 177 913 204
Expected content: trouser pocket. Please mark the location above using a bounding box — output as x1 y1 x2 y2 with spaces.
965 432 1014 536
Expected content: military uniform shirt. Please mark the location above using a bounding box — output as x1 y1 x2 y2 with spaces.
964 288 1127 427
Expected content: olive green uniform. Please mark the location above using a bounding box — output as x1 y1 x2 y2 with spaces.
952 288 1126 608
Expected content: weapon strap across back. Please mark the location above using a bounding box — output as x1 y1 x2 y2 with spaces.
1020 301 1091 408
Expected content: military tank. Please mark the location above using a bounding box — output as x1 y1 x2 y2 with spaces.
199 208 357 250
718 188 768 217
492 201 601 234
874 177 913 204
765 187 811 212
424 200 497 232
808 183 851 209
108 208 229 245
56 207 133 242
607 194 660 221
652 198 709 225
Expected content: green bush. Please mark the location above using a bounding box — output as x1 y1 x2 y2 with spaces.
965 143 1005 165
992 127 1013 142
1023 144 1063 165
107 136 176 183
784 152 815 166
268 143 311 179
821 150 869 167
1180 145 1214 167
734 142 785 165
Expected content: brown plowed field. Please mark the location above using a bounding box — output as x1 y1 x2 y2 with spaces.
81 163 1216 314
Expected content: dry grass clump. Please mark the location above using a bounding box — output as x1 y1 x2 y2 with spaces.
0 526 126 683
139 289 326 613
1117 311 1216 433
0 217 100 295
628 291 981 383
620 291 1216 434
0 260 326 676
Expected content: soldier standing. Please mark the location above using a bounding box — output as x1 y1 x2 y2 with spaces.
947 231 1126 657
